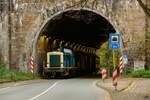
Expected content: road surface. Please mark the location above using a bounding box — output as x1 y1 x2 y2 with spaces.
0 78 108 100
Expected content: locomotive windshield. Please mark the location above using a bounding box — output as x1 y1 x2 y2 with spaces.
49 55 61 67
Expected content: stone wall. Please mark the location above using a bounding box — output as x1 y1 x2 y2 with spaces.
145 0 150 69
0 0 147 71
0 0 9 68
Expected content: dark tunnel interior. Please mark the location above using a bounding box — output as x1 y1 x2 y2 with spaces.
42 10 116 49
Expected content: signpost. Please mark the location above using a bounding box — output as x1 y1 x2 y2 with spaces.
123 52 128 64
109 33 120 90
134 61 145 71
109 34 120 50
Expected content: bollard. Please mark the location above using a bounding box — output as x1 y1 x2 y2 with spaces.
101 68 107 82
113 69 118 90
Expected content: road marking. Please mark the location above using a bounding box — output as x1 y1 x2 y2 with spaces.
0 87 10 91
123 81 135 92
0 82 21 92
29 82 58 100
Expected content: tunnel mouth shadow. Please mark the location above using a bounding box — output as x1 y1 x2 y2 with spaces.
42 9 116 49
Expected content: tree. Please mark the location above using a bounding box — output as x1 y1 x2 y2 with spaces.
97 41 120 69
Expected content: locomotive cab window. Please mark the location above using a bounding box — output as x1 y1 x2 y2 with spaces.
50 55 61 67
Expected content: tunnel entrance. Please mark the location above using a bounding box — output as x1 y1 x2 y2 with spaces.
36 9 116 78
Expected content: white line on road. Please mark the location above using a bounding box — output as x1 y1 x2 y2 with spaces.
0 87 10 91
123 81 135 92
29 82 58 100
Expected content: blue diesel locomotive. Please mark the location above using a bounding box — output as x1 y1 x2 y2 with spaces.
44 48 80 78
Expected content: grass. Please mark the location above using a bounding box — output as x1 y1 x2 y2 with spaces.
127 70 150 78
0 62 39 83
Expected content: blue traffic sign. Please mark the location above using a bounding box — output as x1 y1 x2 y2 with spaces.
123 53 128 58
109 33 120 49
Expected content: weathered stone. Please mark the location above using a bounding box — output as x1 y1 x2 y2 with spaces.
0 0 149 71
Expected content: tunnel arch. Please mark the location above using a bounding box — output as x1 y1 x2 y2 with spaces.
32 8 118 76
34 8 118 48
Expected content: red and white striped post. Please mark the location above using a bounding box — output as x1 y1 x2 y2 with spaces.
119 55 124 75
120 32 124 76
30 56 34 74
113 68 118 88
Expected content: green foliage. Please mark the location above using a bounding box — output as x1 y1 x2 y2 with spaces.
0 67 39 82
96 41 120 69
0 60 39 82
128 70 150 78
0 60 6 68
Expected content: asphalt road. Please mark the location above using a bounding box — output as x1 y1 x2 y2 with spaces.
0 78 108 100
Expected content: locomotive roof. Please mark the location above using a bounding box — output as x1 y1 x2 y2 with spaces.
63 48 72 54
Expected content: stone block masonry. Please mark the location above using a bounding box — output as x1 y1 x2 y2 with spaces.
0 0 149 71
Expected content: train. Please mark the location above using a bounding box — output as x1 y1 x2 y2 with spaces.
43 48 80 78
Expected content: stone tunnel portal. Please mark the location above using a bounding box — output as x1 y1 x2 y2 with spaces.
36 9 116 77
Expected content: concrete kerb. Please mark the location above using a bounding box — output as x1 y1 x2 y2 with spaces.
0 80 13 84
96 81 112 100
96 78 134 100
119 80 134 92
0 79 44 87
